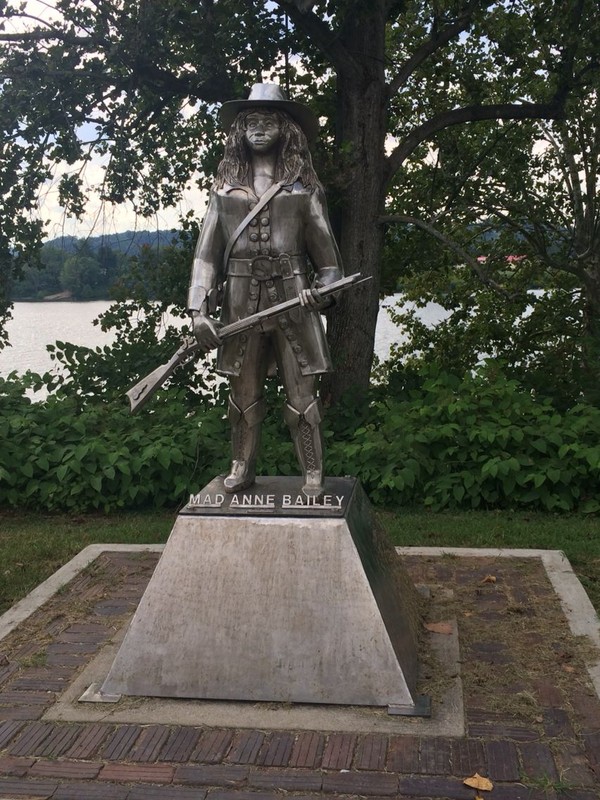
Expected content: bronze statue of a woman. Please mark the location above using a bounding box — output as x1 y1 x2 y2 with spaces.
187 83 343 498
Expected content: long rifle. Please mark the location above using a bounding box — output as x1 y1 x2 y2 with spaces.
126 272 369 413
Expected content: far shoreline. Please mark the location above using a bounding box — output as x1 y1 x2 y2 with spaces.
10 294 114 303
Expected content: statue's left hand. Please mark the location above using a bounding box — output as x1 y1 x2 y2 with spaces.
300 267 343 312
299 286 330 312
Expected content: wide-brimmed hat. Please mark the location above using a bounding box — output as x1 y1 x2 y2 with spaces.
220 83 319 141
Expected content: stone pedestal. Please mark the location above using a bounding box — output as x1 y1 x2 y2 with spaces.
99 477 422 710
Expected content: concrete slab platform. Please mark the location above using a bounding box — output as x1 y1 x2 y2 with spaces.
43 615 463 735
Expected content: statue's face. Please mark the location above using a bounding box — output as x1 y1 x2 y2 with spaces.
243 111 281 154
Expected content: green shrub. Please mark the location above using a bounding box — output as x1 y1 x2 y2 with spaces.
0 376 229 511
326 364 600 512
1 364 599 513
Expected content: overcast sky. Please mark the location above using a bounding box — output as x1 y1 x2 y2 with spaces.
40 162 209 241
8 0 210 239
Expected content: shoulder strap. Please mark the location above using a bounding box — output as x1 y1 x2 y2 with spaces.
222 181 284 269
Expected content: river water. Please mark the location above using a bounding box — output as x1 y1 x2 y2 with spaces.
0 297 449 394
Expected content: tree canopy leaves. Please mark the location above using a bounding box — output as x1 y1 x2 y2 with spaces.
1 0 599 398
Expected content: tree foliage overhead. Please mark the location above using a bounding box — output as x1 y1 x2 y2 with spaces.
1 0 598 399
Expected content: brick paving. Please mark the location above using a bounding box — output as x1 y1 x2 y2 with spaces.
0 550 599 799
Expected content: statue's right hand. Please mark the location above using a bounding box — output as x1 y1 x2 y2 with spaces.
191 313 223 350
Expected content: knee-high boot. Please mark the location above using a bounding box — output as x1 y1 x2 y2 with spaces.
283 398 324 498
224 397 265 493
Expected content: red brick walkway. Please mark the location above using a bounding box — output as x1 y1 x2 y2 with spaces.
0 551 599 799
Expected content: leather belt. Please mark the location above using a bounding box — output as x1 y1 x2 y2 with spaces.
227 254 306 279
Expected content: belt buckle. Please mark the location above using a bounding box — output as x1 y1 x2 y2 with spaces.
251 256 273 279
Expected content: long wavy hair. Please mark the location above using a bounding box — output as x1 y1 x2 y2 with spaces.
214 108 322 191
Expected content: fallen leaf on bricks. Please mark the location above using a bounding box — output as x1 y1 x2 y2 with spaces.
424 621 454 635
463 772 493 791
480 575 497 584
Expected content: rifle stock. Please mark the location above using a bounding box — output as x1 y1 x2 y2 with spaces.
126 338 200 413
126 272 368 412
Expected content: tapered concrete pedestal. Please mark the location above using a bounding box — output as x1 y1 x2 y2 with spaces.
99 477 423 711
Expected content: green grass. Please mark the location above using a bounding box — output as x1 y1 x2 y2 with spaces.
1 506 599 616
380 508 600 613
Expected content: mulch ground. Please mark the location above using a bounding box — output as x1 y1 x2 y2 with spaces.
0 549 599 800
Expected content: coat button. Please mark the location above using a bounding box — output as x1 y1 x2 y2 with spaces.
260 217 269 226
260 233 270 242
250 278 258 286
240 334 248 342
293 344 302 353
265 279 273 288
279 318 288 329
299 357 308 367
250 218 258 227
249 233 259 242
234 360 241 369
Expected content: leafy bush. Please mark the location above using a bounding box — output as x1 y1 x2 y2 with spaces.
327 363 600 512
2 363 599 514
0 376 229 511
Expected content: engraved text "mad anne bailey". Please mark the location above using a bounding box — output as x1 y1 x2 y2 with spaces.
188 493 344 509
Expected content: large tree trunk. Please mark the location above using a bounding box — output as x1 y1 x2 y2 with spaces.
321 3 388 407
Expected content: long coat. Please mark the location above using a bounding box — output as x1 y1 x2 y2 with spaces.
187 180 343 378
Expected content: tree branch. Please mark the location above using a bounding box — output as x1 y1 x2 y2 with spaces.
384 101 565 185
273 0 361 80
379 212 512 296
388 0 479 95
0 30 91 43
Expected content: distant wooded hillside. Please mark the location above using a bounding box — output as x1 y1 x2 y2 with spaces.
11 230 177 301
45 229 177 256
